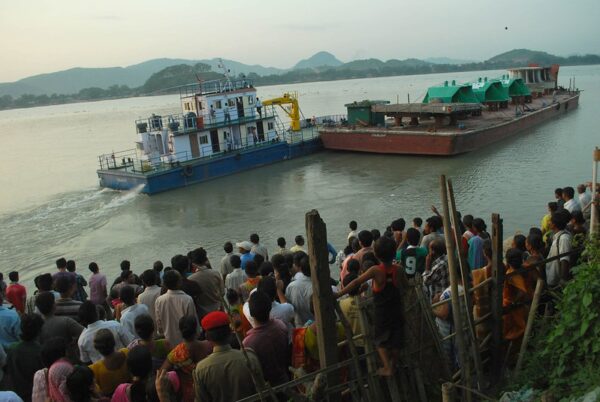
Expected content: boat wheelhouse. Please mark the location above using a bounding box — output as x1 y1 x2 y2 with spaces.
97 78 327 194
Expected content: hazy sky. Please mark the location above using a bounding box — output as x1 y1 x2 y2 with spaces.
1 0 598 82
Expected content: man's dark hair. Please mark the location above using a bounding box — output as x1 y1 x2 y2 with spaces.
179 315 198 340
120 286 136 306
374 236 397 264
20 313 44 341
88 262 99 274
526 234 544 253
56 258 67 269
245 261 258 277
41 337 67 367
293 251 311 276
294 235 305 246
371 229 381 241
36 291 55 316
351 238 361 253
406 228 421 246
250 233 259 244
462 214 474 229
563 186 575 199
226 288 240 305
413 217 423 227
253 253 265 268
55 274 75 295
230 254 241 269
277 237 286 248
529 227 543 237
270 254 284 269
551 210 570 230
94 328 116 357
249 291 272 323
572 210 585 224
223 242 233 254
127 346 153 380
473 218 486 233
555 188 563 197
505 248 523 270
430 239 447 256
513 234 526 252
257 276 277 301
66 365 95 402
140 269 157 287
347 258 360 275
191 248 208 265
349 220 358 231
171 254 190 274
120 270 132 281
66 260 76 272
205 326 232 345
8 271 18 282
134 314 155 341
120 260 131 271
153 261 164 273
37 273 53 291
548 202 558 213
259 261 274 277
78 301 99 326
391 218 406 232
343 273 360 296
163 270 181 290
357 230 374 247
426 216 443 232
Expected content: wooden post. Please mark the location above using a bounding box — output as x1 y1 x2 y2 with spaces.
490 213 505 376
514 278 544 376
591 147 599 237
440 176 470 400
305 209 340 400
358 300 387 402
447 179 484 388
442 382 455 402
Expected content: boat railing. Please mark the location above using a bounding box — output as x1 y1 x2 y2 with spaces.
176 78 255 98
135 106 277 135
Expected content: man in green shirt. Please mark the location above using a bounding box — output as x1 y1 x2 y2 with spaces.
396 228 428 278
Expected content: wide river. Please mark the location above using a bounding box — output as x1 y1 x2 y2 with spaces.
1 66 598 286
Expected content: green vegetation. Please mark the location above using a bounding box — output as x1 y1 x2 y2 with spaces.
509 236 600 400
1 49 599 111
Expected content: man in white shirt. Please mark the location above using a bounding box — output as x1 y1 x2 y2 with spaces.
578 184 592 207
137 270 161 323
242 276 295 337
250 233 269 261
546 211 573 287
155 270 198 345
119 286 149 338
562 186 581 213
225 255 247 291
347 220 358 240
77 301 135 363
285 252 313 327
220 242 237 279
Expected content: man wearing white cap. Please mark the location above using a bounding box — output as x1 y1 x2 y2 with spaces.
236 241 256 271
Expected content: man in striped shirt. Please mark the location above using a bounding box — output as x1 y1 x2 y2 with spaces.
54 274 83 322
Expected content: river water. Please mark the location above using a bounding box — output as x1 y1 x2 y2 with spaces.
1 66 598 286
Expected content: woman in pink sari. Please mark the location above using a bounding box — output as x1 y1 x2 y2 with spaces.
32 337 74 402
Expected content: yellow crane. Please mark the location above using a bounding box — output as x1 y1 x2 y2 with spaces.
262 92 301 131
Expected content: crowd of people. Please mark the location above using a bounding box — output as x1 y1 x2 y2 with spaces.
0 183 596 402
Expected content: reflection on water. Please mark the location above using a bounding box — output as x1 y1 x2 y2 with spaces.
0 65 598 286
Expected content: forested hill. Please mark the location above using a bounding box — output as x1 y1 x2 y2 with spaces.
1 49 599 110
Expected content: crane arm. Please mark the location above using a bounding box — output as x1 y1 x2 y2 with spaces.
261 92 301 131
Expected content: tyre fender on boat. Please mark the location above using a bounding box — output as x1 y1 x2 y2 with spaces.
182 165 193 177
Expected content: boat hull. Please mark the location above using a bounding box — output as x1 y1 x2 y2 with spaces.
319 94 579 156
97 138 322 194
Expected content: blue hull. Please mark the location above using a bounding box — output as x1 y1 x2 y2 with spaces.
97 138 322 194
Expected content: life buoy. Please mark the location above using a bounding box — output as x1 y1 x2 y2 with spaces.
182 165 193 177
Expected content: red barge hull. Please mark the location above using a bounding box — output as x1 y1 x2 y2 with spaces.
319 93 579 156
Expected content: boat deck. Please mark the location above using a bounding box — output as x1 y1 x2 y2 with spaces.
324 92 578 137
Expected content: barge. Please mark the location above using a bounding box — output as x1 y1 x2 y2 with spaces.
97 79 329 194
319 66 580 155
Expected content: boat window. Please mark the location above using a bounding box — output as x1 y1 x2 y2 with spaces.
267 122 274 130
199 135 209 144
227 99 235 107
248 96 254 104
215 100 222 109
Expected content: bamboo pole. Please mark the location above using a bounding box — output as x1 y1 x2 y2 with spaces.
305 209 340 401
490 213 505 377
440 175 471 401
514 278 545 376
357 300 387 402
442 382 454 402
447 178 484 388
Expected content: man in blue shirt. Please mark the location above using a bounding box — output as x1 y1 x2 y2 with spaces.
0 293 20 348
237 241 256 270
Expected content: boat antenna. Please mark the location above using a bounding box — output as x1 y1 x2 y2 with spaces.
217 58 234 91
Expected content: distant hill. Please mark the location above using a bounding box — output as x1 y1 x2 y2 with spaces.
293 51 343 70
486 48 600 66
425 57 474 65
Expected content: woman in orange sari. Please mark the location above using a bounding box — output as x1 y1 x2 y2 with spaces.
503 248 534 342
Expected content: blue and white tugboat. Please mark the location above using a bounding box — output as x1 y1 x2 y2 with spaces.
97 77 327 194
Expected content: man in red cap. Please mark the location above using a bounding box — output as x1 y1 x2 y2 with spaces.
193 311 265 402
